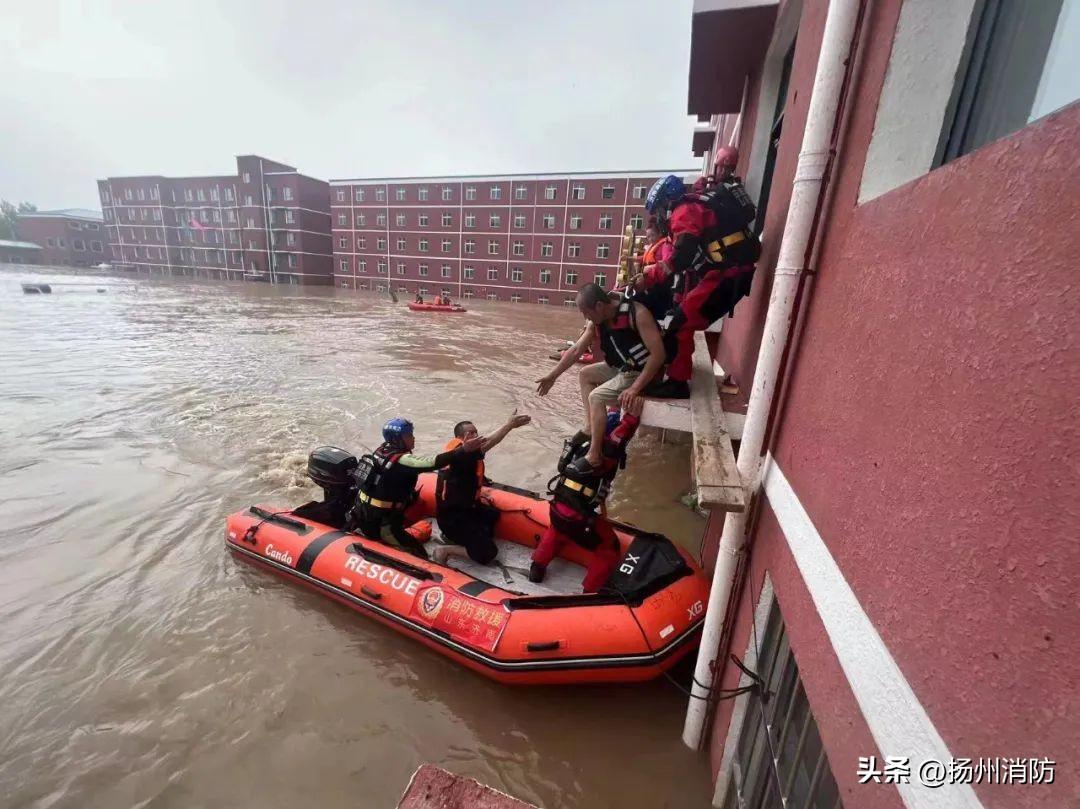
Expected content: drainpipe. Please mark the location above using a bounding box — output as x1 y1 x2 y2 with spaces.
682 0 865 750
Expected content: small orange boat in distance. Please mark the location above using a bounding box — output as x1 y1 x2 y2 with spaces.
407 302 467 313
225 465 709 686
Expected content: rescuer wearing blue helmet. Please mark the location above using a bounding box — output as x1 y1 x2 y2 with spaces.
351 417 484 559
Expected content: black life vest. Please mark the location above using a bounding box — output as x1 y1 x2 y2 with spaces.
355 445 416 511
548 432 627 514
597 296 650 372
684 179 762 270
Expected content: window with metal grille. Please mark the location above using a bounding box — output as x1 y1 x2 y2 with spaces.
718 598 843 809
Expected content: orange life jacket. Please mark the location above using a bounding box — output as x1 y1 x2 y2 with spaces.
436 437 485 511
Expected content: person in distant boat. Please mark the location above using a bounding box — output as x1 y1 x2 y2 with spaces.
415 292 425 304
530 398 641 593
536 283 664 469
430 410 532 566
440 294 452 306
349 418 483 559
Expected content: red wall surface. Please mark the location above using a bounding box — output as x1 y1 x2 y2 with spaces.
705 0 1079 806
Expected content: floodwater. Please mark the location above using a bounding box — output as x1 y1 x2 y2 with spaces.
0 267 712 809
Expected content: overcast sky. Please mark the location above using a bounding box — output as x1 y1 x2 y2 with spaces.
2 0 701 210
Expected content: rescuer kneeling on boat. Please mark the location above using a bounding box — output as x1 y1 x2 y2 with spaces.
530 398 641 592
431 410 532 566
350 418 483 559
536 283 663 469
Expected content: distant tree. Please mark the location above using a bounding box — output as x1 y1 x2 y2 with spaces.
0 201 37 240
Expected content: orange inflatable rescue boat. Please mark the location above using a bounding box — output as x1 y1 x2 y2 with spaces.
225 452 709 685
408 302 467 313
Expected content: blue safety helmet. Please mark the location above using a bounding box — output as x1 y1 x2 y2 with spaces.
605 410 621 435
645 174 685 214
382 417 414 447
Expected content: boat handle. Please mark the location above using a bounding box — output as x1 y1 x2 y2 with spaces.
526 641 561 652
361 586 383 600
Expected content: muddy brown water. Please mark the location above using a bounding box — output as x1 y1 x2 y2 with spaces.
0 267 713 809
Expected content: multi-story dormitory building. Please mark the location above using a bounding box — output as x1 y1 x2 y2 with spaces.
97 156 332 284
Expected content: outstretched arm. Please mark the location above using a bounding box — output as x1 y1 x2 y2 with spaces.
481 410 531 452
537 322 596 395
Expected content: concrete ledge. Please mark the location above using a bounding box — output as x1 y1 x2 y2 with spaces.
397 765 539 809
690 332 744 512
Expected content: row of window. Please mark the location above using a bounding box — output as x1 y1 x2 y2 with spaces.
65 221 101 231
354 283 579 307
116 246 301 269
108 206 301 229
103 184 297 207
337 259 602 287
334 210 642 231
338 235 612 259
336 183 650 204
44 237 103 252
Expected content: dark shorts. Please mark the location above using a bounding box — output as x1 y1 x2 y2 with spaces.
436 503 500 564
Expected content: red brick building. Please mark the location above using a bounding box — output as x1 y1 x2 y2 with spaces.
16 209 106 267
328 171 693 304
0 240 44 265
679 1 1079 808
97 156 332 284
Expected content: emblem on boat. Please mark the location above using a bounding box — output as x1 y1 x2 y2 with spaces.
418 586 446 620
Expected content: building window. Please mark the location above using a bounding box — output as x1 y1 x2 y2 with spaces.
337 189 345 202
396 262 406 275
487 240 499 255
601 185 615 200
395 188 406 201
565 269 578 285
396 213 406 227
490 185 502 200
441 186 453 201
542 214 556 229
596 243 610 259
465 186 476 201
511 267 523 282
339 236 348 249
632 184 647 199
377 213 387 227
487 267 499 281
247 217 256 229
45 237 55 247
287 254 298 268
464 239 475 254
282 187 293 201
377 238 387 250
356 188 365 202
489 214 501 228
544 185 557 200
563 297 576 307
357 213 366 227
198 189 206 202
513 214 526 228
357 236 366 249
594 272 606 287
537 295 549 305
137 188 146 201
441 213 452 227
125 188 133 200
397 238 407 251
940 0 1080 163
418 187 429 201
629 214 645 230
512 241 525 256
569 215 582 230
441 239 452 253
599 213 613 230
487 293 499 301
244 195 254 206
571 185 585 200
514 185 527 200
441 264 451 278
91 240 103 252
419 263 429 276
359 260 367 273
153 209 162 222
378 260 387 273
285 210 295 224
461 289 474 299
224 188 234 201
184 189 193 202
716 596 843 809
340 258 348 272
338 214 347 226
152 186 161 201
465 213 476 228
376 188 386 202
101 189 111 203
509 294 522 303
241 172 251 184
463 265 475 279
418 287 429 297
539 269 551 284
419 239 429 252
567 242 580 258
540 242 553 257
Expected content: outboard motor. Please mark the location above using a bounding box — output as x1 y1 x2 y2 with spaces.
292 446 359 528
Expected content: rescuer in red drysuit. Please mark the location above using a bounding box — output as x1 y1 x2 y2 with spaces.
529 399 641 593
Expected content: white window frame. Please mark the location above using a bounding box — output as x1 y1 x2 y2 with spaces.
487 240 499 255
539 269 551 284
442 213 453 227
571 185 585 200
